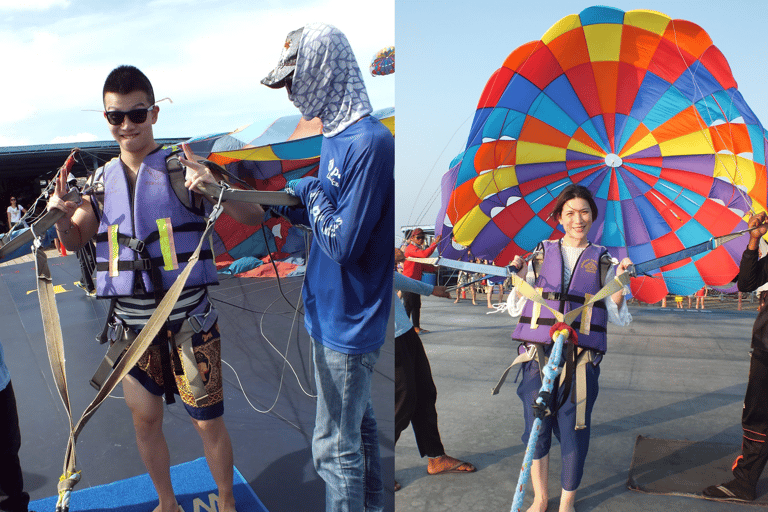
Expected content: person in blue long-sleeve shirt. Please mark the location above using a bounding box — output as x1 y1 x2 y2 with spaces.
262 23 394 511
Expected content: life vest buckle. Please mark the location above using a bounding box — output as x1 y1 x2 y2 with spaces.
128 238 145 253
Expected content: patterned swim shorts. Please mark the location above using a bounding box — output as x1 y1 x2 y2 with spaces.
129 322 224 420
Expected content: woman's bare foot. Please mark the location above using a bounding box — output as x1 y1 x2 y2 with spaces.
526 497 548 512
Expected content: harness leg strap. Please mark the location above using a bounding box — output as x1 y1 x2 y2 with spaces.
174 321 209 405
90 327 134 390
492 346 535 395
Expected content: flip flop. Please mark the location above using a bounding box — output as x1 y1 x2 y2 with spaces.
427 455 476 475
394 480 402 492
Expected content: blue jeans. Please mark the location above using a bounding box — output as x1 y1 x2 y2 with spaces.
312 340 383 512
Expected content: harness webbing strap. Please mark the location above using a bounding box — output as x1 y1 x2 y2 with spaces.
174 320 209 404
507 271 630 328
491 343 595 429
34 246 79 512
88 325 134 390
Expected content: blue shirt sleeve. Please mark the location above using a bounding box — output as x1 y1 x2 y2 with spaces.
270 205 310 226
393 271 434 296
295 128 394 266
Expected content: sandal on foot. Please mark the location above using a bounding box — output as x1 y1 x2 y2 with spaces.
427 455 476 475
394 480 402 492
702 480 755 502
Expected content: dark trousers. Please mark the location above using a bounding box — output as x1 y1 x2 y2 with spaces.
0 382 29 512
732 347 768 494
401 291 421 330
76 241 96 292
394 328 444 458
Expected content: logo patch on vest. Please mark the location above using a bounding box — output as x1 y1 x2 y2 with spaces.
581 258 598 274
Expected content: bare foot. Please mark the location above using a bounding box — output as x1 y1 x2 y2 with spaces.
454 299 460 303
526 497 548 512
472 301 477 305
152 504 181 512
427 454 476 474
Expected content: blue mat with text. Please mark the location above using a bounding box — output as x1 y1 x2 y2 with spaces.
29 457 269 512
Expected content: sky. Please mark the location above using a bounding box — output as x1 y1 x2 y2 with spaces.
0 0 394 145
395 0 768 242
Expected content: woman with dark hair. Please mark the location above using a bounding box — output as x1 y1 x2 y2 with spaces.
506 184 633 512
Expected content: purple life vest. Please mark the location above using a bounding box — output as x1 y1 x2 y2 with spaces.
512 240 608 353
94 147 218 297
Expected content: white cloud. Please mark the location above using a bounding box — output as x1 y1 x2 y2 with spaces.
50 133 98 143
0 135 31 146
0 0 69 10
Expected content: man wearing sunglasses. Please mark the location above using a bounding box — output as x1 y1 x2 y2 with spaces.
46 65 263 512
402 229 442 334
263 23 394 512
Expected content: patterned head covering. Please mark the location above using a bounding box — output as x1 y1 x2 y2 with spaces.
288 23 372 137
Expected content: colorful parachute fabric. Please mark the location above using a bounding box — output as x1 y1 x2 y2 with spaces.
183 108 395 278
436 6 768 303
370 46 395 76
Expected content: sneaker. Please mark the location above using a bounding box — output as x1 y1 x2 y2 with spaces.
702 479 755 502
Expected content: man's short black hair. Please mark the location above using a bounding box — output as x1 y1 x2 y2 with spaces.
103 65 155 106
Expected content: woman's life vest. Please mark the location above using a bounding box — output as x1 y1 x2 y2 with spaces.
93 147 218 297
512 239 608 353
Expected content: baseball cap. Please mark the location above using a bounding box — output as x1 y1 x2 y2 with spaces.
261 27 303 89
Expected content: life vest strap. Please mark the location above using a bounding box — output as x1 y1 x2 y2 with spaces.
540 292 607 309
95 250 214 273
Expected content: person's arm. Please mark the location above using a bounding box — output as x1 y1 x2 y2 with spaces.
604 261 632 326
407 241 439 258
739 212 768 293
47 167 98 251
394 271 432 295
291 133 393 266
6 209 11 230
179 144 264 226
270 205 310 227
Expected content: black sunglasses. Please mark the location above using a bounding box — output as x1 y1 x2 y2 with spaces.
104 106 154 126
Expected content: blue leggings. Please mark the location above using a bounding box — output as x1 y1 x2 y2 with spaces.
516 356 600 491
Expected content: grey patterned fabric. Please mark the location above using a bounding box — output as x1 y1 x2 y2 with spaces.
289 22 373 137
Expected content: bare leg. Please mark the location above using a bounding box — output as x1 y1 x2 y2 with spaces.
471 286 477 305
191 416 236 512
122 375 178 512
527 455 549 512
559 488 576 512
